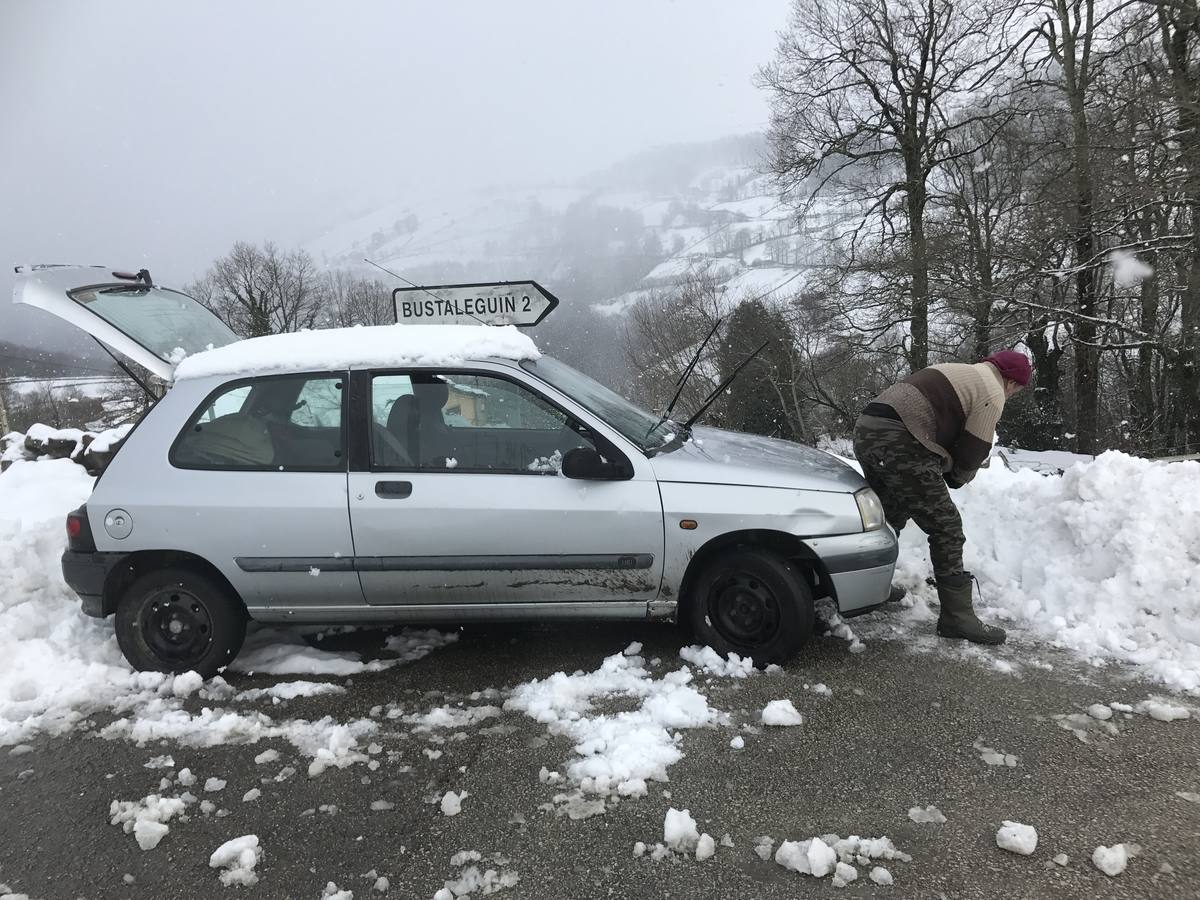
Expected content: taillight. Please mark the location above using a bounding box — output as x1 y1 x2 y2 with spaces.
65 506 96 552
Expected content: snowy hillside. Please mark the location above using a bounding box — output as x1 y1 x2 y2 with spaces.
301 137 839 332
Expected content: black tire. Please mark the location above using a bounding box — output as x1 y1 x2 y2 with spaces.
115 567 247 677
688 548 814 665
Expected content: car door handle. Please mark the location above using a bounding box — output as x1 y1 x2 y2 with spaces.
375 480 413 499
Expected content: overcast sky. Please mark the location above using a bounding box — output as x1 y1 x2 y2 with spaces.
1 0 788 292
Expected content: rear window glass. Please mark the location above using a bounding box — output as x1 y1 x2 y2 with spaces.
172 374 345 471
68 284 239 364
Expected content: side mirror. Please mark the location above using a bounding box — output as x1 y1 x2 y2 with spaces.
562 446 631 480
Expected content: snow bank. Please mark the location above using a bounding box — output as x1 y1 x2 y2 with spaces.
0 459 456 747
895 452 1200 693
0 460 137 745
173 323 539 381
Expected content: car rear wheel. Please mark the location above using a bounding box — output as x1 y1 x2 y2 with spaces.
688 548 813 665
115 568 247 677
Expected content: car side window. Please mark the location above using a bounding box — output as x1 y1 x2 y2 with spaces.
172 373 346 471
369 371 595 473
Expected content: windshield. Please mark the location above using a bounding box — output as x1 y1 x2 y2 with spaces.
67 284 239 364
521 356 679 452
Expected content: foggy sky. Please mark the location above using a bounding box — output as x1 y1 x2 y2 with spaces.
1 0 788 296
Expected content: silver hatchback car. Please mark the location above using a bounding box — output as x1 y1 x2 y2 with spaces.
17 266 896 676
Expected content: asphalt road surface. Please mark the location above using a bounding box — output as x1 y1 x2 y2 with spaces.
1 619 1197 900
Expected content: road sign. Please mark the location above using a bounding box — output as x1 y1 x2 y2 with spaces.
392 281 559 327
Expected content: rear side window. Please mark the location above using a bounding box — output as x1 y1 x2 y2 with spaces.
171 373 346 471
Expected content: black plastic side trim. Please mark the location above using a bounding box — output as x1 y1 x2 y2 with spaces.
819 540 899 574
235 554 655 573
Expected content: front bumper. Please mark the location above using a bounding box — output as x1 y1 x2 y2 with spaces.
61 550 123 618
802 528 898 614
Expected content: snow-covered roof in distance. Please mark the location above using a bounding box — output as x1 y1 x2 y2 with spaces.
172 324 541 382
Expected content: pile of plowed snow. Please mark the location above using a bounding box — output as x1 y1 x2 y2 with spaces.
893 451 1200 692
0 458 452 746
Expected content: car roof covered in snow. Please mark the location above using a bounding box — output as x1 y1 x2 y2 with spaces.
171 323 541 382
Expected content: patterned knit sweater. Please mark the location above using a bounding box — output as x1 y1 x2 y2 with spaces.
864 362 1006 482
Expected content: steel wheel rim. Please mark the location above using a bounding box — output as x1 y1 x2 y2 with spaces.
140 587 214 666
708 569 782 648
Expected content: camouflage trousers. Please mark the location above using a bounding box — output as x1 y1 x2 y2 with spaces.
852 418 965 579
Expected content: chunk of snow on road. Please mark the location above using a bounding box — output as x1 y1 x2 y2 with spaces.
730 735 745 750
1053 852 1069 865
623 641 642 656
408 705 502 732
775 837 837 877
679 645 755 677
973 739 1018 767
177 768 197 786
434 851 520 899
1087 703 1113 721
373 876 389 892
1175 791 1199 803
996 821 1038 855
817 600 865 653
753 836 775 861
144 755 174 769
204 777 226 792
908 804 946 824
133 818 170 851
695 833 716 861
869 866 893 885
1092 843 1137 876
663 808 700 852
761 699 803 726
172 671 204 698
208 834 261 886
371 800 394 811
441 790 466 816
254 749 280 765
242 788 261 803
320 881 353 899
1134 699 1190 722
832 861 858 886
235 680 346 702
504 650 718 799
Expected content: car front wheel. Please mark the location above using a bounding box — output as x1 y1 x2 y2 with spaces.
689 548 814 666
115 568 247 677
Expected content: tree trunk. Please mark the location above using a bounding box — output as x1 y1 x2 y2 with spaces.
906 166 931 372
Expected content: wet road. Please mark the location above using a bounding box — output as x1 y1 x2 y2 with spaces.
1 619 1197 900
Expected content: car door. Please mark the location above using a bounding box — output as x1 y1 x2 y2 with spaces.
157 371 362 611
346 367 665 607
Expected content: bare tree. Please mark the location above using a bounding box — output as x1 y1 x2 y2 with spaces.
189 242 325 337
758 0 1020 371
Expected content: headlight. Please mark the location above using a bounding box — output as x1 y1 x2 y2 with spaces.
854 488 885 532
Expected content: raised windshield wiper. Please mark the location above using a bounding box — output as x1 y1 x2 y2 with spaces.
644 317 722 443
683 340 770 429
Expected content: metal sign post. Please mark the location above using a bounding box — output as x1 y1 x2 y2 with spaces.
392 281 559 327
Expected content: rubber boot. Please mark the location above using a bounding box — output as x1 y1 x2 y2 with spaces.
935 572 1006 645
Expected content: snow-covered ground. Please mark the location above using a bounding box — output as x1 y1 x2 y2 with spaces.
1 445 1196 758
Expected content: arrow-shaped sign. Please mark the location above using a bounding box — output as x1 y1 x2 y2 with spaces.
392 281 559 327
